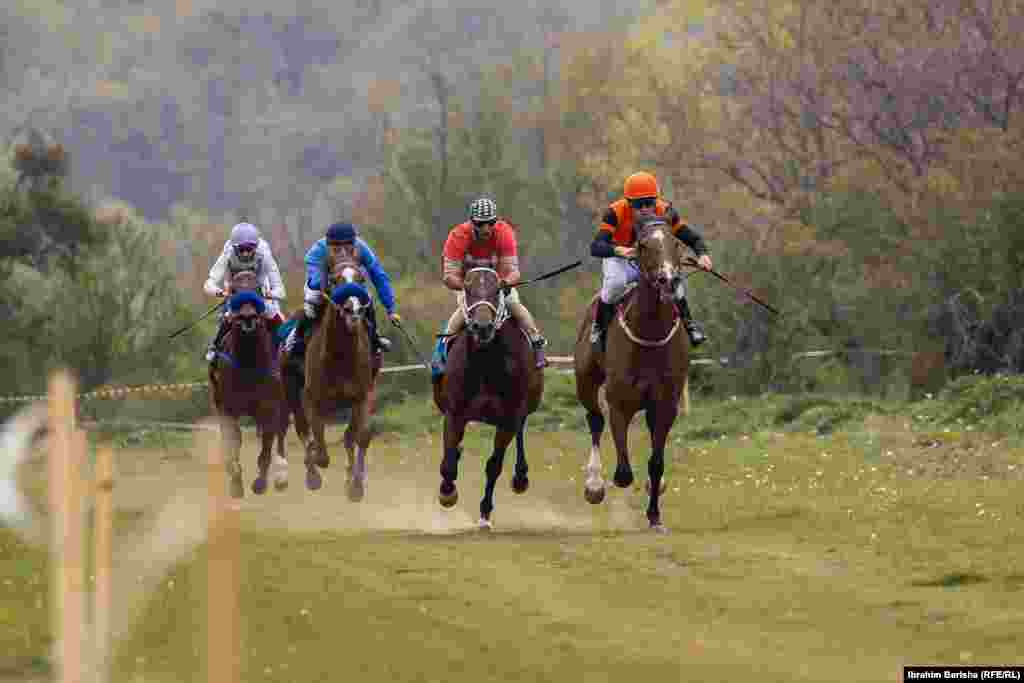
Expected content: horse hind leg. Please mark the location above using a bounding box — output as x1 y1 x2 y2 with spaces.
579 383 608 504
479 425 516 530
511 417 529 494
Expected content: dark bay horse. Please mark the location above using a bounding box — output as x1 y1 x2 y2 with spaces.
574 216 691 532
288 253 380 499
208 290 289 498
433 267 544 530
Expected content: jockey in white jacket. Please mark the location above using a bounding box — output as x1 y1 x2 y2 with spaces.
204 222 287 361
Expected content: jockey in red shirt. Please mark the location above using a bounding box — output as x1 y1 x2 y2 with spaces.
433 197 548 373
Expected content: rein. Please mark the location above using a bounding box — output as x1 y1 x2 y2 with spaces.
615 296 681 348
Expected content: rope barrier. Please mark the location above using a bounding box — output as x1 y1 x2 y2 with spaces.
0 349 916 405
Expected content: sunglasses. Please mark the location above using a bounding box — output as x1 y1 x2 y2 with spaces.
629 197 657 209
472 219 497 228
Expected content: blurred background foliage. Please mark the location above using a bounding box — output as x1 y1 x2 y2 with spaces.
3 0 1024 421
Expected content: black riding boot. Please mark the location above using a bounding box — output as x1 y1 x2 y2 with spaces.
206 315 230 361
675 296 707 347
589 300 616 352
365 304 390 354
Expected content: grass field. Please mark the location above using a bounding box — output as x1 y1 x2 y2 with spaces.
2 373 1024 682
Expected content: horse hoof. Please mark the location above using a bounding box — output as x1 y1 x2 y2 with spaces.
271 457 289 491
511 475 529 494
252 477 268 495
438 482 458 508
613 466 634 488
347 479 365 502
645 479 668 495
478 517 493 531
305 466 322 491
584 486 606 505
229 477 245 499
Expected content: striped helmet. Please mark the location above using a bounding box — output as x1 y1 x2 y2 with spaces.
469 197 497 223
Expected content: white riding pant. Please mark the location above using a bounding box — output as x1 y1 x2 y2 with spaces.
599 257 687 304
599 257 641 304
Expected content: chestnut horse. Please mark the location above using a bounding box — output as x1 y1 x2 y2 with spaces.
574 216 691 532
433 267 544 530
288 253 381 499
208 290 289 498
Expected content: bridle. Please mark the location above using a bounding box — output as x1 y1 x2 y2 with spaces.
461 267 509 332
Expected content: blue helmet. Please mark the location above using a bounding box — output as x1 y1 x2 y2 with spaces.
326 222 357 244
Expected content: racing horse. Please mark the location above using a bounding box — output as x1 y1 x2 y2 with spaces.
208 271 289 498
288 248 381 499
433 267 544 530
573 215 691 532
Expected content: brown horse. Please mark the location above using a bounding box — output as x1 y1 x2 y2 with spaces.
574 216 691 532
208 290 289 498
433 267 544 530
289 252 381 499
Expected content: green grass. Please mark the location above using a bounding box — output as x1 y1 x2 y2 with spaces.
4 378 1024 681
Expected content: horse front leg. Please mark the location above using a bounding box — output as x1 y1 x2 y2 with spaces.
438 414 466 508
219 417 245 499
609 404 636 489
644 402 674 533
302 388 325 491
346 397 372 502
479 424 516 530
510 416 530 494
252 421 275 495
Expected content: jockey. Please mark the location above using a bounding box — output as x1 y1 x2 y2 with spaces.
203 222 286 361
589 171 713 351
284 221 399 356
434 197 548 371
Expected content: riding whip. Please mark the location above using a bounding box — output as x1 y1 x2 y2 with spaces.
167 301 224 340
166 293 286 341
390 318 432 372
683 257 781 316
506 260 583 290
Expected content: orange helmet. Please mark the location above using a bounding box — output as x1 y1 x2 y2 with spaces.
623 172 659 200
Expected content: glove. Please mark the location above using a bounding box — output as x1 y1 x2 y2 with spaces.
388 312 402 326
214 288 226 298
303 301 317 318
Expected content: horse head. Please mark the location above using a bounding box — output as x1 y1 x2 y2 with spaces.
325 251 370 333
462 267 507 347
228 291 267 335
634 215 685 304
223 291 274 370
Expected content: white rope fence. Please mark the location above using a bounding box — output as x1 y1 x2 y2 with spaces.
0 350 918 405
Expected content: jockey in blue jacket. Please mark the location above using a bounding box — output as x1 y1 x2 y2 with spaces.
284 221 400 356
